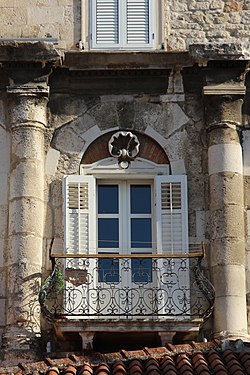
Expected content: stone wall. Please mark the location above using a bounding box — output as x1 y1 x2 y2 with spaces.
0 0 249 51
165 0 250 50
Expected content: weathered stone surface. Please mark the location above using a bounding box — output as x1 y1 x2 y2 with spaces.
189 42 250 59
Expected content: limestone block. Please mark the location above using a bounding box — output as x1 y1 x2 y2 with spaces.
54 206 64 238
63 5 74 24
224 1 244 11
210 0 224 10
188 1 211 10
145 125 168 150
210 237 245 266
212 264 246 296
21 23 59 39
0 174 8 205
50 179 63 208
133 102 164 132
210 206 245 240
88 102 118 131
9 96 48 127
195 210 206 239
7 241 43 273
0 25 22 38
0 239 4 268
0 299 6 327
15 0 58 5
208 144 243 175
43 204 53 238
0 128 10 174
45 148 60 176
53 125 85 154
213 295 248 335
9 198 45 237
59 24 75 45
170 159 186 174
9 161 44 200
165 103 190 136
11 129 44 161
27 6 64 25
0 206 8 239
0 268 6 297
209 173 244 209
0 0 14 5
0 7 27 26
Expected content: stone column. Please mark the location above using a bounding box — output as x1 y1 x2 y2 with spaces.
204 84 248 340
3 83 49 357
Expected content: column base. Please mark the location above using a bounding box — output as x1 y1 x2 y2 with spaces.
1 327 41 363
213 330 250 343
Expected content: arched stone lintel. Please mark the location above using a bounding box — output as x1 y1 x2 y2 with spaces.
80 129 169 166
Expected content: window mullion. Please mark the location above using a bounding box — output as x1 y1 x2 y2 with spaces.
119 0 126 48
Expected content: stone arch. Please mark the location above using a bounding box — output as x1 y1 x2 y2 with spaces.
81 130 169 165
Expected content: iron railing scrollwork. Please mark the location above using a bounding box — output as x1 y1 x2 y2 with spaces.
39 251 215 323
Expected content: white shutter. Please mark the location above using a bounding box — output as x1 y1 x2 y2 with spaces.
64 175 96 254
93 0 119 46
156 175 188 254
126 0 149 45
91 0 156 49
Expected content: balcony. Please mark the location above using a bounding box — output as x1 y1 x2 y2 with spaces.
39 247 214 332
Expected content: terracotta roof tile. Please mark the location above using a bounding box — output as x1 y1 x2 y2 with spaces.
238 352 250 373
78 363 93 375
1 340 250 375
95 363 110 375
128 359 143 375
111 361 126 375
160 356 178 375
144 358 161 375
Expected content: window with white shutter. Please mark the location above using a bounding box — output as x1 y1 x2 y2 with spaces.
90 0 157 50
64 174 188 255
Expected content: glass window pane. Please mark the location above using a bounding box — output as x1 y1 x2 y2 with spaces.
98 218 119 248
98 185 118 214
130 185 151 213
98 257 119 283
131 218 152 248
132 258 152 283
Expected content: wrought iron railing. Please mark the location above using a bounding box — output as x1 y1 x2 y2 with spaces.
39 249 215 323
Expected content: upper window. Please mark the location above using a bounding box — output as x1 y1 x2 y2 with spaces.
90 0 157 50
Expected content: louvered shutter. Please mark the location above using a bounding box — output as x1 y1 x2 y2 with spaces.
93 0 119 46
156 175 188 254
64 175 96 254
126 0 150 45
91 0 155 49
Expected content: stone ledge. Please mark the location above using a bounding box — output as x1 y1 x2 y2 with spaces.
189 43 250 60
63 51 194 70
0 41 60 63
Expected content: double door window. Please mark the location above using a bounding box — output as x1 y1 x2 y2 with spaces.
97 181 153 283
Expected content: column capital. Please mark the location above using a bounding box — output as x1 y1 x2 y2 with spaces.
7 83 49 97
203 84 246 97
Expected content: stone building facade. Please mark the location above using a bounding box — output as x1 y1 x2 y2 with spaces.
0 0 249 362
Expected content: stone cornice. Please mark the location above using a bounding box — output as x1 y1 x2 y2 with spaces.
0 41 60 63
7 84 49 97
189 43 250 61
63 51 194 70
203 84 246 96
